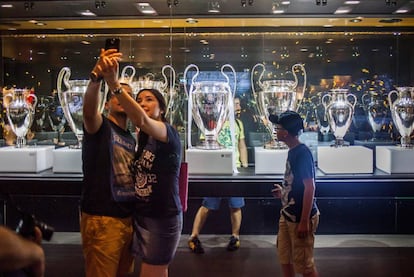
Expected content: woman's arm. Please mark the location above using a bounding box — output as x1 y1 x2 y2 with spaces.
101 51 167 142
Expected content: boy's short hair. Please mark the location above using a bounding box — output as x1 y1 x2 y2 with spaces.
269 111 303 136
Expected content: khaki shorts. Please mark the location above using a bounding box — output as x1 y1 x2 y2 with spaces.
80 212 134 277
276 213 319 274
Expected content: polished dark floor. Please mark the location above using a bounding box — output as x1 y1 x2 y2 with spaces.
44 234 414 277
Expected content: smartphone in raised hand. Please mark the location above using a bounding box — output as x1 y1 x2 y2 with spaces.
105 38 120 51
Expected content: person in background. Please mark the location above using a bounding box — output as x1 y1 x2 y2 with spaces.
270 111 320 277
0 225 45 277
188 99 248 254
100 49 183 277
81 50 136 277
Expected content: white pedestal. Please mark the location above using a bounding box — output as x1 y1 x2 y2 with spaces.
186 148 234 174
254 147 288 174
376 146 414 174
53 147 82 173
317 146 373 174
0 146 54 172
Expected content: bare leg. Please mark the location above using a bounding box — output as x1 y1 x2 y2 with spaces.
190 206 210 238
229 207 242 238
139 262 168 277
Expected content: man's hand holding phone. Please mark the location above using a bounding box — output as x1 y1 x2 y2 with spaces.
90 38 122 83
271 184 283 198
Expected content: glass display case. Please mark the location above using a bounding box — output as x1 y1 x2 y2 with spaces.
1 0 414 234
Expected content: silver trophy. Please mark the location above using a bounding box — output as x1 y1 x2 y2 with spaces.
322 89 357 146
184 64 236 150
361 91 389 141
129 65 177 124
4 88 38 148
388 87 414 148
57 67 107 148
251 63 306 148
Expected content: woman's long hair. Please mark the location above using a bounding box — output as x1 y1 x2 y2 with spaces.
135 88 167 158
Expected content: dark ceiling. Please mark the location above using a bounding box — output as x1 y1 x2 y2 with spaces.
1 0 414 89
0 0 413 22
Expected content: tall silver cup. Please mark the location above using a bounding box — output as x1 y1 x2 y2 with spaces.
322 89 357 146
388 87 414 148
57 67 107 148
251 63 306 148
184 64 236 149
4 88 38 148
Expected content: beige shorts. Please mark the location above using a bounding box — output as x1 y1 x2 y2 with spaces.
276 213 319 274
80 212 134 277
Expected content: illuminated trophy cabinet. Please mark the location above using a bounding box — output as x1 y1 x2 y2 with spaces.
184 64 237 174
251 63 306 174
318 88 373 174
53 67 107 173
376 87 414 173
0 87 54 173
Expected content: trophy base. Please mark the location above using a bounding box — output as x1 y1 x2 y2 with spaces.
254 147 288 174
186 148 234 174
53 147 82 173
376 145 414 174
317 145 373 174
0 146 54 173
195 141 223 150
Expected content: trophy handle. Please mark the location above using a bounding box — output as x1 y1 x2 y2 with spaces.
361 93 369 110
57 67 71 109
251 63 265 94
183 64 199 149
221 64 236 97
292 63 307 96
57 67 71 94
120 65 136 84
183 64 199 96
347 93 357 109
251 63 266 123
321 93 331 121
3 93 13 108
388 90 398 108
162 65 176 92
28 93 38 112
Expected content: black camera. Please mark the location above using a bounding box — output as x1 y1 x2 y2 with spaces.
15 212 54 241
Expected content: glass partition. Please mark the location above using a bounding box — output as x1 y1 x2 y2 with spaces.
1 28 414 149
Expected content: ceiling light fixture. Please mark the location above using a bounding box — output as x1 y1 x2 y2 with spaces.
208 1 220 13
136 2 157 15
385 0 397 6
272 0 288 14
80 10 97 16
167 0 179 7
315 0 327 6
334 6 351 14
24 1 34 11
95 1 106 9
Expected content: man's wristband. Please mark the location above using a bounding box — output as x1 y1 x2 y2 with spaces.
89 72 103 83
112 86 123 95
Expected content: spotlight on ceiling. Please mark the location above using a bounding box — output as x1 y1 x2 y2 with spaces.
24 1 34 11
136 2 157 15
95 1 106 9
241 0 247 7
167 0 179 7
316 0 327 6
385 0 397 6
208 1 220 13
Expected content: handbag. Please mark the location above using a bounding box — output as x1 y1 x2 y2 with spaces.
179 162 189 212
